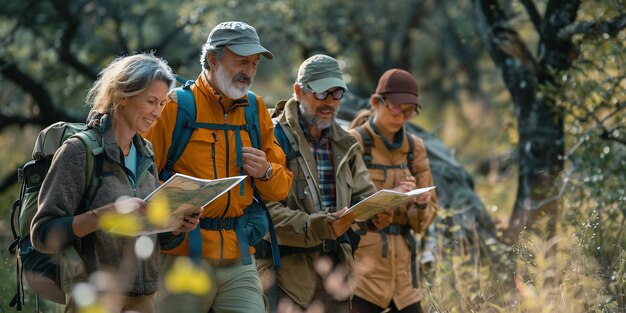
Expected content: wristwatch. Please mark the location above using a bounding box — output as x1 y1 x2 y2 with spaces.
259 162 273 181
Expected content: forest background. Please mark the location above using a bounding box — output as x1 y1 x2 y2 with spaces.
0 0 624 312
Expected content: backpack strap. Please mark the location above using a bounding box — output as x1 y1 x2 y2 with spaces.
71 129 104 275
241 91 259 195
355 126 419 287
355 125 416 181
276 121 322 211
355 126 373 166
243 92 282 268
273 120 301 162
379 224 417 288
161 82 278 267
238 190 282 268
162 82 203 262
406 132 417 177
160 83 196 182
72 129 105 210
180 91 258 196
245 91 260 150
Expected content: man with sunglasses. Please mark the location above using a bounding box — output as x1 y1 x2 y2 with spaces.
256 54 392 312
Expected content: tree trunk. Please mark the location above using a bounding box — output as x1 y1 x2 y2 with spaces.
473 0 580 242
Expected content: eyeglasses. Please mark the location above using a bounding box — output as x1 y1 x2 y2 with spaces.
304 84 345 100
379 96 420 117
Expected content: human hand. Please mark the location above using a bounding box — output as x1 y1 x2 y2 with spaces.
241 146 270 178
414 191 432 209
329 207 356 237
91 197 148 236
392 175 417 193
171 207 202 236
110 197 149 215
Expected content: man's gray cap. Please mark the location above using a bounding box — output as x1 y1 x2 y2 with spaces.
205 21 273 59
297 54 347 92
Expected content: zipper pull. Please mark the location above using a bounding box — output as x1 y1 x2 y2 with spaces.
212 133 217 159
223 113 228 124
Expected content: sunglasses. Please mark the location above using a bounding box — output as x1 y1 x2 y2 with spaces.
304 84 345 100
378 96 421 117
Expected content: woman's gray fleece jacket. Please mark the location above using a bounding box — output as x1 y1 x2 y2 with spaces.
30 114 182 296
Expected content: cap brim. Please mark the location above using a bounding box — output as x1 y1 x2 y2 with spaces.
227 44 274 59
307 77 348 93
386 93 420 107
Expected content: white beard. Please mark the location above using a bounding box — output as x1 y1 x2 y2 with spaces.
214 64 250 99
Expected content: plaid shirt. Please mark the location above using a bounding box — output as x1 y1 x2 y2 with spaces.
299 118 336 211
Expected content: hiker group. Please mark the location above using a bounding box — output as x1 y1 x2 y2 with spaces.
10 21 437 313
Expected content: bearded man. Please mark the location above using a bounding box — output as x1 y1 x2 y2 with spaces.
143 21 292 313
256 54 392 313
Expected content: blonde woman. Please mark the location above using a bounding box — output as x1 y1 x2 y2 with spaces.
31 53 200 312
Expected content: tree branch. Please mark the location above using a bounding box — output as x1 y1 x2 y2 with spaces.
113 14 130 53
0 171 18 195
520 0 543 34
397 0 429 69
149 21 194 53
50 0 98 80
0 112 33 132
558 14 626 40
0 58 85 129
600 128 626 146
0 58 53 116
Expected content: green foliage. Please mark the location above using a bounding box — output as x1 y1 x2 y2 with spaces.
554 18 626 307
0 0 624 311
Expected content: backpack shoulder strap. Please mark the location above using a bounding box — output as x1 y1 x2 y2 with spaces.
72 129 105 210
406 132 417 177
355 126 373 167
243 92 283 268
273 120 300 162
276 121 322 211
160 83 197 181
245 91 260 149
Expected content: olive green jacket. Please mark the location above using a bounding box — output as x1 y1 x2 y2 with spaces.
257 98 377 308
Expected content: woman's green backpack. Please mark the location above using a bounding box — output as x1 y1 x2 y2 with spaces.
8 122 104 311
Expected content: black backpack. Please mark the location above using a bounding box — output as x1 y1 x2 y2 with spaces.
8 122 104 311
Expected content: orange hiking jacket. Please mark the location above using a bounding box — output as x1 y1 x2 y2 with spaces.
143 72 292 260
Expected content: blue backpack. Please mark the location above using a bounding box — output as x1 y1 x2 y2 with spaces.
159 77 280 268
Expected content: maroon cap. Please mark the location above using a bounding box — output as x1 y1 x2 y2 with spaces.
375 69 421 107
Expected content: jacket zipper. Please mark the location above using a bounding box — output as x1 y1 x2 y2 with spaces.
132 154 152 295
219 113 230 260
120 164 146 295
212 132 218 178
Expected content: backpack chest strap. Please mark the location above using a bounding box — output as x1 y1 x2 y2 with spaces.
188 201 272 267
190 122 251 195
198 217 237 231
355 125 417 181
189 215 247 264
366 163 409 182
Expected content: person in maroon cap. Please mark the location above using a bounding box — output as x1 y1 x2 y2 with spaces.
348 69 438 313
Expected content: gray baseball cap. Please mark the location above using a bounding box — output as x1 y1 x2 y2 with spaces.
297 54 348 92
205 21 273 59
